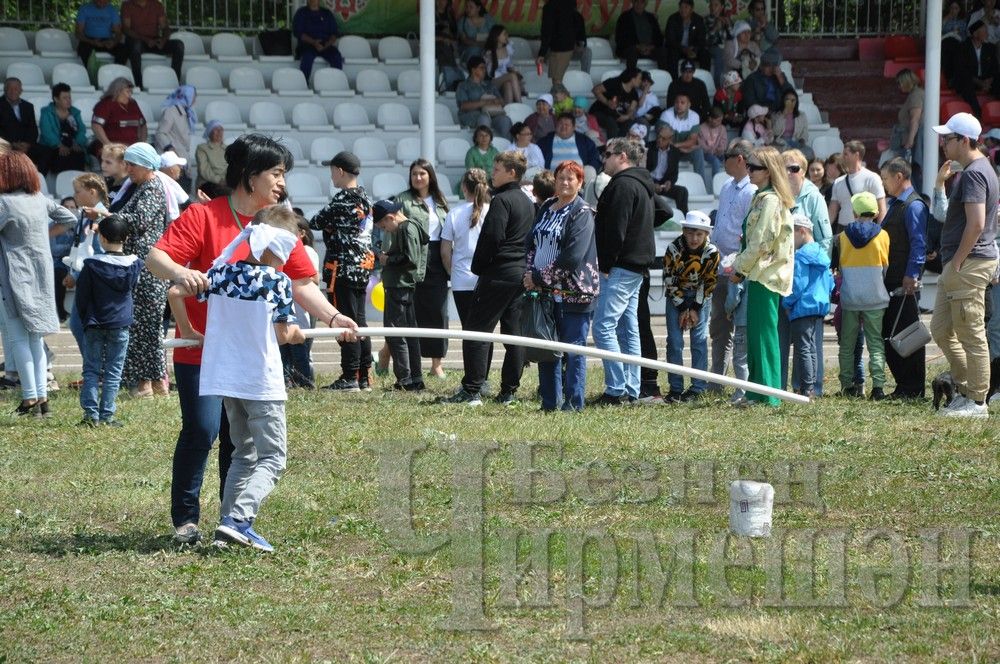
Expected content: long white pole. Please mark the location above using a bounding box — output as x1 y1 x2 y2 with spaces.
419 0 436 163
164 328 810 405
923 0 943 196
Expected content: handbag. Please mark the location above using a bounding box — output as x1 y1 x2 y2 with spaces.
62 221 95 273
520 291 563 363
887 292 931 358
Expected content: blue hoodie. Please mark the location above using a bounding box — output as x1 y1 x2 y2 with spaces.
783 240 833 321
75 254 143 329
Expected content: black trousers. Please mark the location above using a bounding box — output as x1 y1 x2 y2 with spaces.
126 37 185 87
415 241 449 358
882 293 926 397
45 146 86 175
460 278 524 394
54 265 69 320
621 44 671 71
332 279 372 377
384 286 422 384
454 289 495 377
77 41 129 69
665 185 689 215
638 272 661 395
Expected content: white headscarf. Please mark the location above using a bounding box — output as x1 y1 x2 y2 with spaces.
212 223 299 269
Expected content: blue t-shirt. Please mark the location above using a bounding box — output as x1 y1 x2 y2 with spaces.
77 3 121 39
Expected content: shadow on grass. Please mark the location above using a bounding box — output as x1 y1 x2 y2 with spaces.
28 530 177 557
971 582 1000 597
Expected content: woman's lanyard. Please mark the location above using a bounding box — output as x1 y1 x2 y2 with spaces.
227 196 245 231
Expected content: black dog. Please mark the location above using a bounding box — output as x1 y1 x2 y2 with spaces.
932 371 957 410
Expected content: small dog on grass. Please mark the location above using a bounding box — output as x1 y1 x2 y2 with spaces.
932 371 957 410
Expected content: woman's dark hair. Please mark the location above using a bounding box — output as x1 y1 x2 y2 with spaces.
466 0 486 15
510 121 528 139
408 158 449 211
783 89 800 117
51 82 71 99
483 24 507 77
98 214 130 244
224 133 294 192
473 124 494 143
60 196 76 206
295 217 314 248
620 67 642 84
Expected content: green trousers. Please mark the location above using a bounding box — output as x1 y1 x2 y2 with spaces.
838 308 886 389
746 281 781 406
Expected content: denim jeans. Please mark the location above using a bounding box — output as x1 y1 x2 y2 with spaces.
537 304 593 411
705 153 723 184
731 325 749 401
69 300 85 355
786 315 821 393
780 310 826 394
220 397 286 522
664 299 709 393
171 362 234 528
0 306 46 401
80 327 130 421
593 267 644 398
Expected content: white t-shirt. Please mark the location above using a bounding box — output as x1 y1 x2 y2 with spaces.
658 108 701 142
515 143 546 170
830 168 885 228
424 195 442 241
440 201 488 291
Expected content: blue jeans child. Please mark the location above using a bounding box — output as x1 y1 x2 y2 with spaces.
664 299 709 395
80 327 130 422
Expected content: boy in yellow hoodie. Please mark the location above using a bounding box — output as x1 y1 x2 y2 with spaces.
834 191 890 399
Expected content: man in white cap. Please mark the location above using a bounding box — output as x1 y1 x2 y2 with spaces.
930 112 1000 417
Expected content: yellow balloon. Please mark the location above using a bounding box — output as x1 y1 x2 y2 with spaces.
371 281 385 312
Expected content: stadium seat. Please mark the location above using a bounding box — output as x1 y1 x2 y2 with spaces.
438 137 471 167
204 100 247 130
142 65 179 94
811 135 844 160
563 70 594 97
434 103 460 131
249 101 290 130
34 28 75 57
6 63 48 93
211 33 252 61
0 27 32 56
983 101 1000 129
55 170 85 198
885 35 919 60
356 69 395 97
353 136 394 167
51 63 95 94
271 67 312 96
492 137 511 152
291 102 330 130
649 69 672 95
185 66 225 94
135 98 157 131
504 102 533 124
170 31 210 60
590 67 621 86
396 69 421 97
800 102 830 131
332 102 375 131
75 95 98 124
312 68 354 97
371 172 408 200
396 136 422 164
338 35 377 64
586 37 617 66
676 171 710 200
712 172 732 196
883 60 914 79
858 37 885 61
942 99 974 121
693 68 716 97
378 36 416 65
229 67 267 95
285 172 327 204
280 136 304 161
376 102 417 131
508 36 535 66
310 136 346 165
97 64 134 90
436 173 460 203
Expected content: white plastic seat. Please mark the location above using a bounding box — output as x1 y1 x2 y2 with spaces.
563 70 594 97
811 135 844 161
51 63 95 94
249 101 290 130
438 137 471 167
142 65 179 94
434 103 460 131
353 136 394 167
586 37 616 66
371 172 409 200
271 67 312 96
780 61 795 88
310 136 346 165
676 171 710 198
492 137 511 152
135 99 156 131
97 64 134 90
0 27 32 56
285 172 327 204
355 69 395 97
590 67 621 86
211 33 252 61
508 36 534 65
436 173 460 204
312 68 354 97
377 36 416 65
332 102 375 131
204 100 247 130
6 63 47 93
228 67 266 95
503 102 532 124
337 35 377 64
396 136 422 164
34 28 75 57
170 31 209 60
54 170 85 198
280 136 304 162
693 68 716 97
376 102 417 131
649 69 673 96
185 66 225 94
75 95 98 124
291 102 330 130
801 102 831 131
396 69 422 97
712 172 732 197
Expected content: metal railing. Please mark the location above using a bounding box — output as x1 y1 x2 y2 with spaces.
776 0 924 37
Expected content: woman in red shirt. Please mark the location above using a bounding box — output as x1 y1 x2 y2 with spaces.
146 134 358 544
90 77 146 158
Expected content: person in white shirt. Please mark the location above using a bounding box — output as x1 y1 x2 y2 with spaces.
441 168 490 326
509 121 545 172
659 93 710 191
828 140 887 232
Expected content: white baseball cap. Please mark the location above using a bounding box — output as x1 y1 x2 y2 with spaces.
681 210 712 232
933 112 982 141
537 93 554 108
792 213 813 229
160 150 187 168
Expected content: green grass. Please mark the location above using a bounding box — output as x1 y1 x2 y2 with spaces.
1 368 998 662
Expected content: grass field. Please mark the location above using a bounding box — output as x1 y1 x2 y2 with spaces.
1 368 998 663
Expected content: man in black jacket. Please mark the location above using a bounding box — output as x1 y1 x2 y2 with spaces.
645 125 689 214
666 60 712 120
664 0 710 75
614 0 670 70
443 151 534 406
592 137 656 405
536 0 591 86
951 19 1000 117
0 78 48 172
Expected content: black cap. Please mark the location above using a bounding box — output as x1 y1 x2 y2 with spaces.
680 59 696 71
970 18 987 34
321 150 361 174
372 199 403 222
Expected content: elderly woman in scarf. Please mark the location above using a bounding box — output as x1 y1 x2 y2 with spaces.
195 120 228 198
156 85 197 169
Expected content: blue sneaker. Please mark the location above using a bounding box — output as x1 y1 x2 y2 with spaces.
215 516 274 553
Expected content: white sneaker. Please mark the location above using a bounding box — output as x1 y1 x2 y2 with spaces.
941 397 989 418
940 394 968 412
989 392 1000 405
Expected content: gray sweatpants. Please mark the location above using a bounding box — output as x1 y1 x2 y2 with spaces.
708 279 734 391
220 397 287 522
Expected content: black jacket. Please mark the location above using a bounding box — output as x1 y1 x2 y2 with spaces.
471 181 535 282
538 0 586 57
953 39 1000 89
0 97 38 145
664 12 708 57
614 9 663 57
645 143 680 187
594 166 656 274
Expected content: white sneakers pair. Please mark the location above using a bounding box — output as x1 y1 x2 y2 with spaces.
939 394 989 418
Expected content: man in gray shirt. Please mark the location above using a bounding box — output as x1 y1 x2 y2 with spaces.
930 112 999 418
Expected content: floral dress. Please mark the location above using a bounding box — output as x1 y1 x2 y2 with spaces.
115 177 169 385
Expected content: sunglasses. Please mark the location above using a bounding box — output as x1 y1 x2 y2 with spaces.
786 164 802 173
942 133 962 143
724 151 741 160
603 151 621 159
747 163 768 172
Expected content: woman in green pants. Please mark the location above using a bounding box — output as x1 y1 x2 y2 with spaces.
731 146 796 405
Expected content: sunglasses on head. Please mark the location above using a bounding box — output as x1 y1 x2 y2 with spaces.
786 164 802 173
747 163 768 172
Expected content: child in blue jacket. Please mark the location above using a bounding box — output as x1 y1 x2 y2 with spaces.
780 214 834 397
